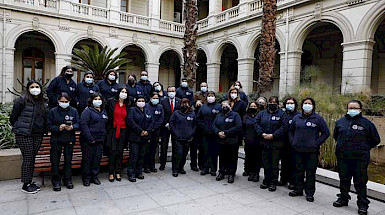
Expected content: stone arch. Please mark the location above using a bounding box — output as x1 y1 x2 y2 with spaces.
197 44 211 61
212 38 242 63
116 41 152 63
290 12 354 50
65 34 108 54
356 1 385 40
244 28 285 59
155 46 184 65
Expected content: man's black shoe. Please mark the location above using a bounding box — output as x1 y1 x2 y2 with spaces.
260 183 269 189
159 165 165 171
210 172 217 176
179 170 186 174
83 180 90 186
144 169 151 173
252 175 260 182
137 175 144 180
216 173 225 181
248 174 255 181
288 184 296 190
200 171 208 175
268 185 277 192
277 180 287 186
228 175 235 183
64 180 74 189
91 178 101 185
128 177 136 182
172 172 178 177
333 198 348 207
289 190 303 197
151 168 158 173
306 196 315 202
52 180 61 192
358 207 368 215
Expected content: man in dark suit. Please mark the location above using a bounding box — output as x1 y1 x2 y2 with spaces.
159 86 181 170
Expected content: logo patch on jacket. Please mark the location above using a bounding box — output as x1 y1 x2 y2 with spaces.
155 110 161 115
111 88 118 92
289 120 293 124
225 118 233 123
65 115 74 121
187 116 193 121
102 114 108 119
69 87 75 91
186 92 191 96
271 116 280 121
146 114 152 118
352 125 364 130
89 90 94 94
212 109 219 113
137 91 142 95
306 122 317 127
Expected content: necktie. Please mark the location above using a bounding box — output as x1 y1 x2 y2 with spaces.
170 100 174 113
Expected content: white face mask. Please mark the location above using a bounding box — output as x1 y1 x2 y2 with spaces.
85 77 94 84
30 88 41 96
168 92 176 99
59 102 70 109
181 82 188 88
137 101 146 108
207 96 216 103
108 74 116 81
201 87 207 92
302 104 313 113
235 85 240 90
230 93 238 100
155 86 162 92
93 100 102 108
119 92 128 100
141 76 148 81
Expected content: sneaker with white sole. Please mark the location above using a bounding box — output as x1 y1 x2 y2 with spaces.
22 183 38 194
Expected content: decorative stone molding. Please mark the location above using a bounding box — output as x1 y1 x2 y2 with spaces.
207 33 214 43
239 23 247 34
314 3 322 21
59 19 70 31
32 17 39 30
132 33 138 42
346 0 365 6
0 10 11 23
150 34 158 43
109 27 118 38
87 26 93 38
170 39 175 48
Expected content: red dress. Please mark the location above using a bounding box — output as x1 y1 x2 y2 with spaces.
113 102 127 139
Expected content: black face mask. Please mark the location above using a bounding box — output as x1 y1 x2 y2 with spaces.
180 105 189 113
268 104 278 112
248 108 258 115
65 73 73 79
222 106 230 114
128 80 135 86
258 104 265 110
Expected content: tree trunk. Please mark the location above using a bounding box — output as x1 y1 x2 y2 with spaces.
258 0 277 94
183 0 198 89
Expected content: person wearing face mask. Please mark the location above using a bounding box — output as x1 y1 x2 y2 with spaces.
197 91 222 176
255 96 287 192
333 100 380 215
97 71 120 101
176 78 194 104
170 98 196 177
48 93 79 191
227 87 247 119
127 96 153 182
159 86 181 170
126 74 144 106
137 71 152 102
194 82 209 106
224 81 248 103
152 82 167 100
279 97 300 189
105 87 130 182
243 102 262 182
288 97 330 202
10 80 48 194
76 71 100 115
80 93 108 186
47 66 77 109
213 101 242 183
144 93 164 173
256 97 267 112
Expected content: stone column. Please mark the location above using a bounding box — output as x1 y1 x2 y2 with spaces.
206 62 220 92
237 57 255 94
146 62 160 82
341 40 375 94
208 0 221 27
278 50 302 97
2 48 15 103
109 0 121 23
149 0 161 30
55 53 72 76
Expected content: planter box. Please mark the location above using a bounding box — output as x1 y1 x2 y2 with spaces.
0 148 21 181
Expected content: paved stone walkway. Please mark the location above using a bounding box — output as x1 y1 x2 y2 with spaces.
1 160 384 215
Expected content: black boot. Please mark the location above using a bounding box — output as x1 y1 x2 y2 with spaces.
64 180 74 189
333 198 349 207
216 173 225 181
52 180 61 192
268 184 277 192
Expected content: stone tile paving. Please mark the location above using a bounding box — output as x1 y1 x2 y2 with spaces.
0 159 384 215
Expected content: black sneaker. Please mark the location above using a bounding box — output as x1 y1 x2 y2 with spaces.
252 175 260 182
306 195 314 202
260 183 269 189
179 169 186 175
64 180 74 189
268 185 277 192
289 190 303 197
210 172 217 176
22 183 38 194
358 207 368 215
228 175 235 183
288 184 296 190
172 172 178 177
128 177 136 182
144 169 151 174
333 198 348 207
83 180 90 187
159 165 165 171
137 175 144 180
30 182 41 191
248 174 255 181
216 173 225 181
52 180 61 192
200 171 208 175
91 177 101 185
150 168 158 173
277 180 287 186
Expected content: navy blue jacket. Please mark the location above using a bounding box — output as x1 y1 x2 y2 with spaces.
127 106 153 142
160 97 181 124
232 100 247 119
97 79 120 100
76 81 100 112
126 84 144 105
48 106 79 143
243 113 259 146
256 109 287 147
213 111 242 145
334 114 380 158
284 110 300 146
146 103 164 132
137 80 152 102
47 76 77 109
80 107 108 143
176 87 194 104
196 102 221 134
170 110 196 141
289 112 330 152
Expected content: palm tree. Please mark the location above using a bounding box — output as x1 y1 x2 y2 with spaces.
71 44 131 80
182 0 198 89
258 0 278 94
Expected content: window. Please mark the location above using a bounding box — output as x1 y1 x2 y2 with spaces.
121 0 129 12
79 0 90 5
22 48 45 85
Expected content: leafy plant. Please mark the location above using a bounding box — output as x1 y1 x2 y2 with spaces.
0 103 16 150
71 44 131 80
7 78 49 98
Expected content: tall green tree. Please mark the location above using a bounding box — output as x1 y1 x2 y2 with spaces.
258 0 278 94
183 0 198 88
71 44 130 80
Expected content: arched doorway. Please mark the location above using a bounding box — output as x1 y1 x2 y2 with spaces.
253 39 281 94
14 31 55 91
71 39 103 82
196 50 208 89
371 18 385 94
300 23 343 93
159 50 182 88
120 45 146 85
220 43 238 92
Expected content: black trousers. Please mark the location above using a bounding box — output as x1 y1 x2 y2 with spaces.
127 141 148 177
262 147 281 185
172 140 190 173
50 141 73 182
106 128 126 175
160 127 175 166
145 129 160 170
219 144 239 176
337 156 370 209
201 134 219 173
189 134 199 168
16 135 43 184
244 144 262 175
82 141 103 181
280 143 294 183
293 151 318 196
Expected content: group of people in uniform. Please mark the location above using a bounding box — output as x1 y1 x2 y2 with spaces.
9 66 380 215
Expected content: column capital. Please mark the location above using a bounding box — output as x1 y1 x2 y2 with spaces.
342 40 376 52
145 62 160 66
237 57 255 62
207 62 221 66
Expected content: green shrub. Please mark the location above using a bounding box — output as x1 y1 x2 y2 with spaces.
0 103 16 150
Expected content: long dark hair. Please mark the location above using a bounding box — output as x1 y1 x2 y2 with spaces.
114 87 130 105
23 80 45 105
181 98 193 112
88 93 105 109
59 66 75 77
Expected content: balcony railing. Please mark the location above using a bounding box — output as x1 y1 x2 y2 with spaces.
71 2 108 19
159 20 185 33
120 12 150 26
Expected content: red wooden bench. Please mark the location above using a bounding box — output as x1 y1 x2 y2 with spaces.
34 132 129 185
